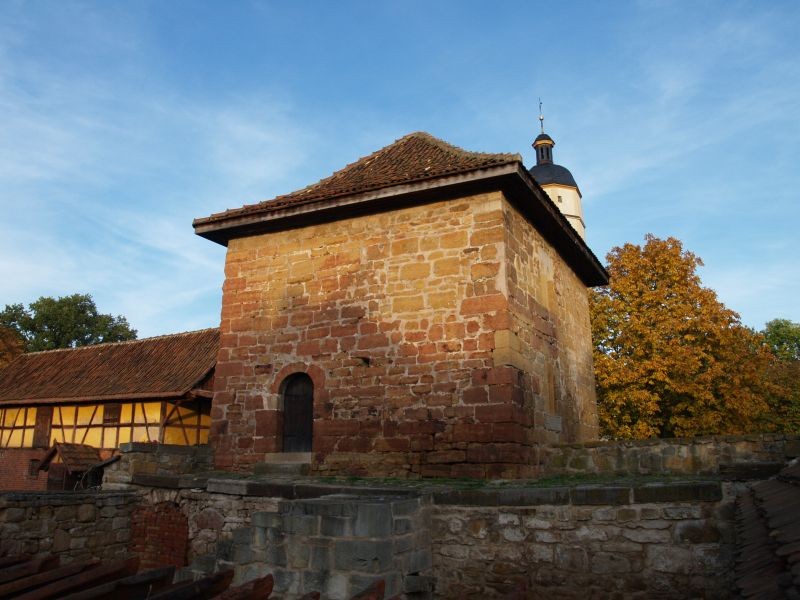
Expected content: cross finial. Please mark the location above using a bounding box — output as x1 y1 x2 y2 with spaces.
538 98 545 134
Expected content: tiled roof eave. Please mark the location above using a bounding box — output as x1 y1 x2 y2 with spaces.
0 389 194 407
194 162 522 243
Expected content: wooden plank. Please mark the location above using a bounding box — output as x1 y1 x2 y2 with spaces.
0 556 60 584
146 569 233 600
58 566 175 600
210 574 274 600
13 558 138 600
0 556 32 569
0 559 99 598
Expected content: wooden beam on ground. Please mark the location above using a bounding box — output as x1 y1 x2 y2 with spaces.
0 559 99 598
210 574 274 599
12 558 138 600
146 569 234 600
57 566 176 600
0 556 33 569
0 556 60 584
349 580 386 600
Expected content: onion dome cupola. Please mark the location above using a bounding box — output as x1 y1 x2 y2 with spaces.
529 103 586 239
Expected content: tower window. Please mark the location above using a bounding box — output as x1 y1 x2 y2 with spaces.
557 195 563 203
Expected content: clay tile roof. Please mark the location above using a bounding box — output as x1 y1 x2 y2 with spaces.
735 460 800 598
40 443 104 474
0 328 219 405
194 131 521 226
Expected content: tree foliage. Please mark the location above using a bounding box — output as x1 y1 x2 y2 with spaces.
590 235 772 439
0 294 137 352
760 318 800 433
0 326 24 368
763 318 800 361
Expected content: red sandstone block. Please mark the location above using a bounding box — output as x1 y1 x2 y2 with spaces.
459 293 507 316
462 387 488 404
255 410 279 437
488 383 514 404
331 324 358 337
420 464 451 478
450 463 487 479
375 437 411 452
491 422 527 444
316 420 359 436
297 340 321 355
358 333 389 349
342 305 366 319
409 435 434 451
426 450 466 464
444 322 466 339
475 403 515 423
216 361 244 377
452 423 494 443
337 436 372 452
477 332 495 350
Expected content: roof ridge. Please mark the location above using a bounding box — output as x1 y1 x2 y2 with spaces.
403 131 521 162
19 327 219 356
198 131 522 223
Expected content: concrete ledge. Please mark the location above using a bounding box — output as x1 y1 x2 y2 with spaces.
119 442 212 455
570 486 631 505
632 482 722 503
123 473 724 507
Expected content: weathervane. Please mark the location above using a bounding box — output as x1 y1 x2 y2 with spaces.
538 98 545 134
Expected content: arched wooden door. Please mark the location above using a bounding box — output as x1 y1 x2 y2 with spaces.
282 374 313 452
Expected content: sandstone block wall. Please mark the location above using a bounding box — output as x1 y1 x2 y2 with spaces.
0 491 137 562
103 442 213 489
212 191 598 478
211 495 433 599
503 202 598 443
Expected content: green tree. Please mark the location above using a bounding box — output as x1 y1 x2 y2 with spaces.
760 318 800 433
590 235 772 439
763 318 800 361
0 294 137 352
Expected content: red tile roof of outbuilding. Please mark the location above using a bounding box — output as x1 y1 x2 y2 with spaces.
194 131 521 226
0 328 219 405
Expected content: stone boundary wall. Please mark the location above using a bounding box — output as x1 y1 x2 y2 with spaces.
0 490 138 562
103 442 213 489
430 481 739 599
539 434 800 478
122 472 739 599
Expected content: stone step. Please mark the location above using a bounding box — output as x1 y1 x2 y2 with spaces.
254 462 311 476
260 452 313 464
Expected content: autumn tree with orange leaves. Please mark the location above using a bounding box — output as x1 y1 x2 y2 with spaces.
590 235 773 439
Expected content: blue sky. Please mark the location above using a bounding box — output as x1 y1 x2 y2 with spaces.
1 0 798 338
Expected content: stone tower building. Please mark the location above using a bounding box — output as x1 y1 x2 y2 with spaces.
530 129 586 239
194 132 607 478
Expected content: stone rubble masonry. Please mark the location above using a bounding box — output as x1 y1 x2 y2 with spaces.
123 473 736 599
540 433 800 478
212 191 599 477
0 490 137 562
429 482 738 599
180 495 434 600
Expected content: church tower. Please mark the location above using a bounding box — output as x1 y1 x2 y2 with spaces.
528 106 586 239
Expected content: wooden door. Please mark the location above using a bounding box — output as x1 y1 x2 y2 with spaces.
282 374 313 452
